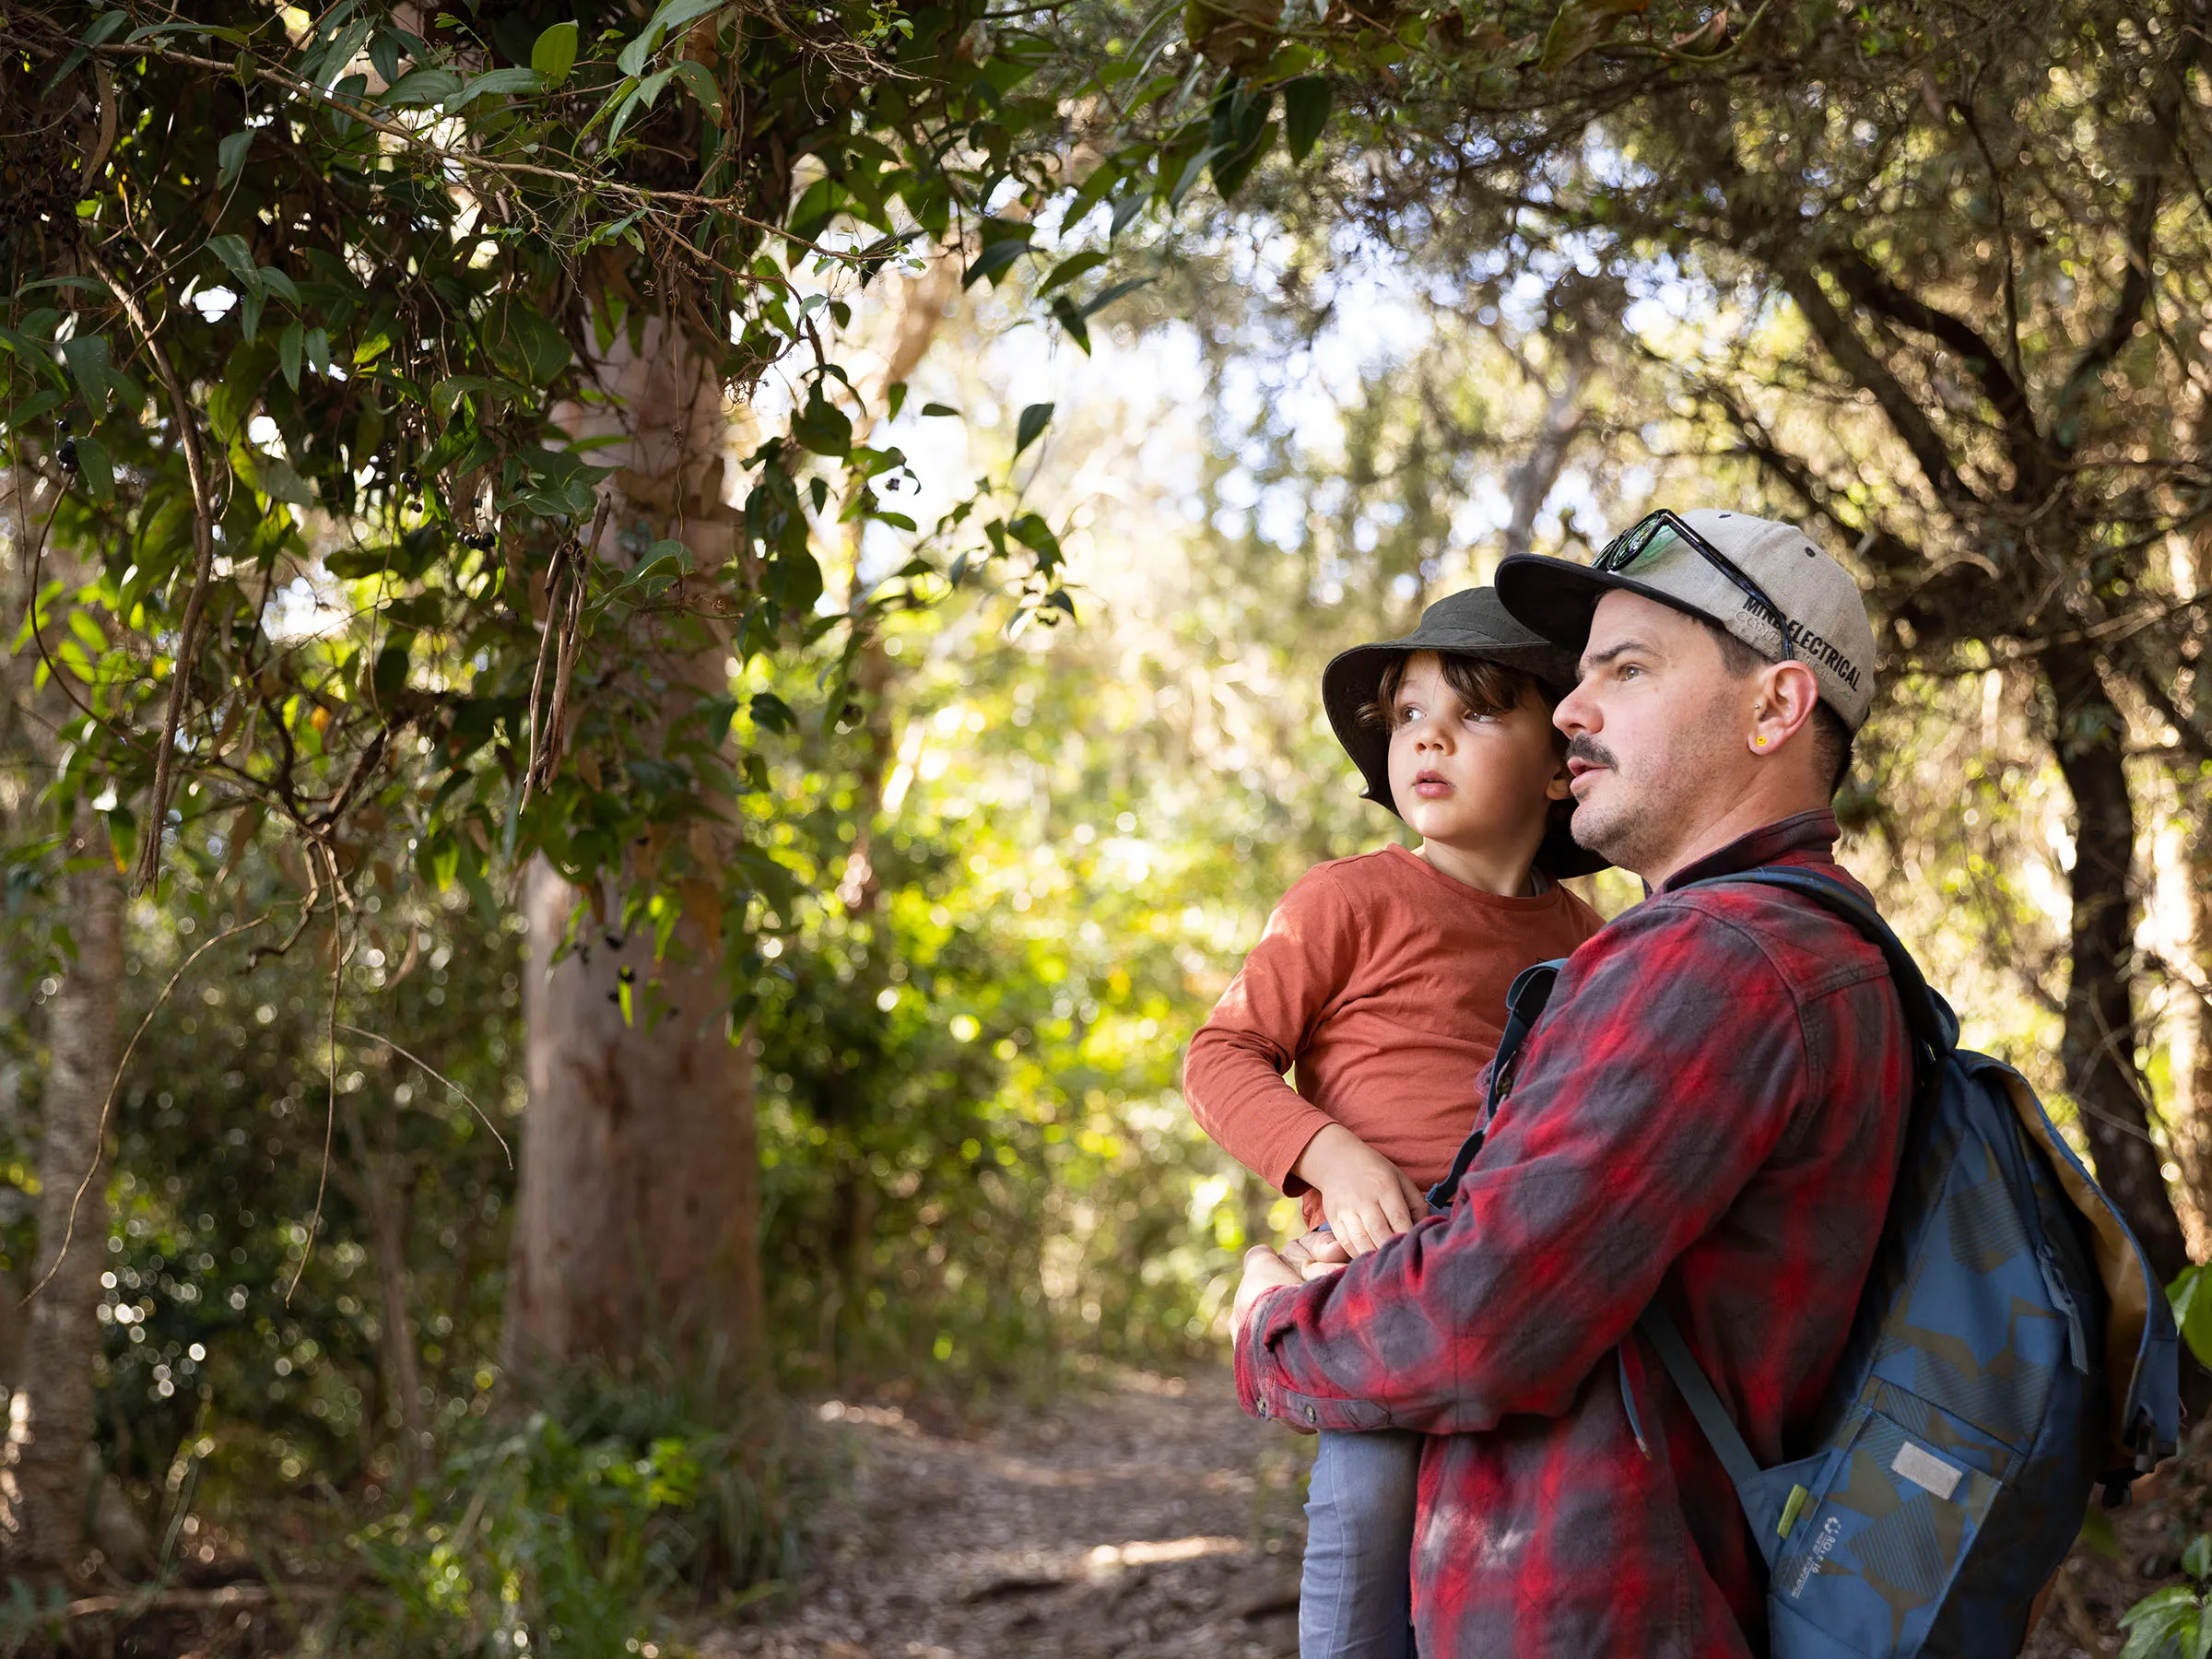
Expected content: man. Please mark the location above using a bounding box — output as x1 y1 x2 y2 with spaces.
1231 509 1914 1658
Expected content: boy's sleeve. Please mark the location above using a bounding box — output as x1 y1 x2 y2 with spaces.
1232 899 1810 1431
1184 866 1363 1194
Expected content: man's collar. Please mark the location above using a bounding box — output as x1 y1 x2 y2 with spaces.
1653 807 1841 896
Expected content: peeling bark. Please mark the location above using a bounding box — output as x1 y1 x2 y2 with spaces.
2 814 122 1571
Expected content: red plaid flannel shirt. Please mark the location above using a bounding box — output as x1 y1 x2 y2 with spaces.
1234 810 1913 1658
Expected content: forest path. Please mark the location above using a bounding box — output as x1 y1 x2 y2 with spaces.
700 1361 2179 1659
707 1367 1310 1659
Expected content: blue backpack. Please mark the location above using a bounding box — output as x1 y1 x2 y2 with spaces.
1436 866 2181 1659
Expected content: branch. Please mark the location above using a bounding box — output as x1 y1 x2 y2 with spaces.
79 248 220 898
2053 49 2186 452
19 913 269 1309
335 1024 512 1167
1822 248 2042 493
74 39 905 271
2119 649 2212 767
1782 269 1982 512
1690 371 1932 583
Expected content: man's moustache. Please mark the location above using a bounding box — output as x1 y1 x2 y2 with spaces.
1565 736 1618 771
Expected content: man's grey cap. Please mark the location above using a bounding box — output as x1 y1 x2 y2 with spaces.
1320 586 1608 878
1494 509 1879 732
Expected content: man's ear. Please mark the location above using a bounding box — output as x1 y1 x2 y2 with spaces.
1748 661 1820 756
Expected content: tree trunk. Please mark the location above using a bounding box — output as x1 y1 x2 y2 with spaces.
2044 642 2190 1286
2 815 122 1571
2179 808 2212 1255
504 317 762 1388
510 868 761 1376
1500 358 1587 564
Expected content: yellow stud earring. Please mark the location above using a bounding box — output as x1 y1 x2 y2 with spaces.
1755 735 1770 747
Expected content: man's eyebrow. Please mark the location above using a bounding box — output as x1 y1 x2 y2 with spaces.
1579 639 1656 674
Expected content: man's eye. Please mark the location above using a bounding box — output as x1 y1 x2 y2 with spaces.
1617 664 1642 681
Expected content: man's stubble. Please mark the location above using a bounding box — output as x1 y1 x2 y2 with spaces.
1565 688 1744 882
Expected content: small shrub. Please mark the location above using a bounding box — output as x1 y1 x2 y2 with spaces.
331 1352 795 1657
2121 1534 2212 1659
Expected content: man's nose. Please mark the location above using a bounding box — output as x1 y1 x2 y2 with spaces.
1554 677 1596 735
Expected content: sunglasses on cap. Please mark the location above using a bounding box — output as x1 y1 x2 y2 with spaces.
1594 510 1796 663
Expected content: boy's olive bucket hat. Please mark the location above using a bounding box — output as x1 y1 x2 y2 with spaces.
1321 586 1608 878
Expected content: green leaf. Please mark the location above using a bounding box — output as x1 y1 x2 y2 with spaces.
2188 1534 2212 1584
1013 402 1053 459
791 385 853 457
1050 295 1091 356
2171 1264 2212 1369
72 434 113 503
217 130 254 190
0 390 64 435
382 67 465 106
607 68 675 144
1537 0 1649 73
1040 250 1109 295
668 59 726 124
920 402 960 418
242 449 312 507
1079 276 1154 321
60 335 115 410
447 66 544 112
623 544 691 597
257 265 301 306
205 233 259 291
963 238 1031 290
277 320 304 392
486 303 571 387
1282 76 1332 162
532 20 580 84
371 639 412 703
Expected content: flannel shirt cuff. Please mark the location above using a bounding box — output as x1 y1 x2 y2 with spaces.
1233 1285 1396 1434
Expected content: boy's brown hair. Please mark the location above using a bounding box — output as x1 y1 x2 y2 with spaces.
1359 653 1567 753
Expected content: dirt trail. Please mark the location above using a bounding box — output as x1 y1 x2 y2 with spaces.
706 1363 2192 1659
708 1367 1309 1659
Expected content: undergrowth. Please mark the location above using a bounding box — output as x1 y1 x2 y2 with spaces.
314 1350 803 1658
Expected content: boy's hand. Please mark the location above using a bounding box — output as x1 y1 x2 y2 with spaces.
1291 1123 1429 1258
1282 1227 1351 1280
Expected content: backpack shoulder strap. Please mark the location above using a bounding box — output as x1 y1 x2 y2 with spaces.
1636 865 1942 1482
1638 1304 1761 1485
1427 957 1566 1209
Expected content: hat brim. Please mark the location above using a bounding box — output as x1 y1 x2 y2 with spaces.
1495 553 1731 655
1320 637 1608 880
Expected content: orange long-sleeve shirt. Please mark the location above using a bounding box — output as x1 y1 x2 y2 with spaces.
1185 843 1605 1229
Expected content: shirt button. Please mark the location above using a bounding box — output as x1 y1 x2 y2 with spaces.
1305 1406 1318 1423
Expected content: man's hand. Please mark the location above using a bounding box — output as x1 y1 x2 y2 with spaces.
1233 1244 1304 1337
1291 1123 1429 1257
1280 1227 1351 1281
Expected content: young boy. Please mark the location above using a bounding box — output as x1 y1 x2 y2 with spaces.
1184 587 1606 1659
